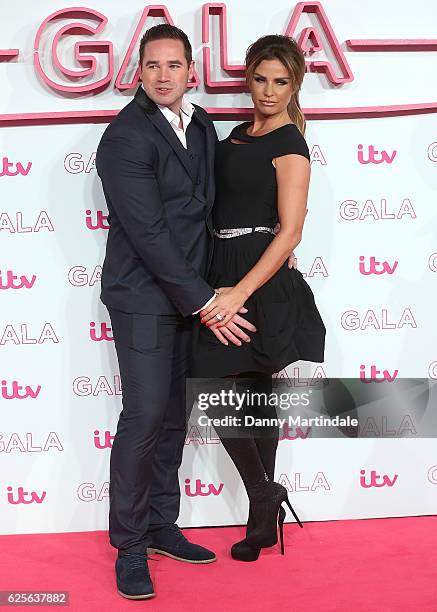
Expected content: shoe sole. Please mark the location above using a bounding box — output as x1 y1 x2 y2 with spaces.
231 551 260 562
117 590 155 600
147 547 217 564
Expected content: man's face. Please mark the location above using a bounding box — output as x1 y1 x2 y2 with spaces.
140 38 194 113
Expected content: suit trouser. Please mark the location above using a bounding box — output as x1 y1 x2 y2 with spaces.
107 308 192 554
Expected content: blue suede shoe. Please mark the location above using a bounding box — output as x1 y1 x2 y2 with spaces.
147 524 216 564
115 553 155 600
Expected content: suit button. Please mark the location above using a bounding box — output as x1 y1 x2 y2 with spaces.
189 154 195 160
196 178 201 185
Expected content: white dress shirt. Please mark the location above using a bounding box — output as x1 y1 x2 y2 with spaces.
144 87 216 315
157 97 194 149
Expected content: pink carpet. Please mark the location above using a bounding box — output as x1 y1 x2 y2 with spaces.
1 517 436 611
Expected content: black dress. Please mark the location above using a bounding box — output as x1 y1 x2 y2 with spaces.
191 121 325 377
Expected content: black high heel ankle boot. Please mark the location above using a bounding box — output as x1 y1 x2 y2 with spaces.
231 506 286 561
245 482 303 551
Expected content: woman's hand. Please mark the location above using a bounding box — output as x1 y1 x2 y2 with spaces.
200 286 249 327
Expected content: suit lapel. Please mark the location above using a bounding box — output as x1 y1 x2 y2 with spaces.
192 105 215 210
134 86 196 183
205 127 215 210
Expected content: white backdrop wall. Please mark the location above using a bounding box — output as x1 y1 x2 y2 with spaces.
1 0 437 535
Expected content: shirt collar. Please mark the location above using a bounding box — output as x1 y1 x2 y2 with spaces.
157 96 195 128
140 84 195 126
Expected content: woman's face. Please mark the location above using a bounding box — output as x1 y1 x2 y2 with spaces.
248 58 294 117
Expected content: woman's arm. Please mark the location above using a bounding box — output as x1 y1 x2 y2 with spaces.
201 153 310 327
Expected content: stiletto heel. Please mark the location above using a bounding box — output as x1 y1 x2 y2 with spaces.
278 509 285 555
284 496 304 528
246 482 301 550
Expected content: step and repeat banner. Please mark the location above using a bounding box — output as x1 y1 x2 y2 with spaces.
1 0 437 535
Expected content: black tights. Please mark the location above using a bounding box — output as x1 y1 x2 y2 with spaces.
208 372 279 497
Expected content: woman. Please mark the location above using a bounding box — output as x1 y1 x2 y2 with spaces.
191 35 326 560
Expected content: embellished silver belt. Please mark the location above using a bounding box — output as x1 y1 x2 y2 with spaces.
213 226 276 239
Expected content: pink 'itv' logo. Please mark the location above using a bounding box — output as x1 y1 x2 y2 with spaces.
357 145 397 164
0 270 36 290
359 365 398 382
360 469 398 488
359 256 398 275
93 430 114 449
7 486 46 504
89 322 113 342
0 157 32 177
184 478 224 497
86 210 110 230
1 380 41 399
280 423 312 440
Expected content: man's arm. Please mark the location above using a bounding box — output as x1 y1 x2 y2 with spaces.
96 127 214 317
192 293 216 315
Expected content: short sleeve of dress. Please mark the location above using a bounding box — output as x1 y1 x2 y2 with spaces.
270 125 310 161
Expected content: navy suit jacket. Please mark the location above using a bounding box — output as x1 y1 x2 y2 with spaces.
96 86 216 317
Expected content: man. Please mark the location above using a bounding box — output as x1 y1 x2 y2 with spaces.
96 24 255 600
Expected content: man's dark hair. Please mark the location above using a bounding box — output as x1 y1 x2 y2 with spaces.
139 24 192 66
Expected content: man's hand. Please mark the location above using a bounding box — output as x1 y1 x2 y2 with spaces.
288 251 297 269
209 308 256 346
